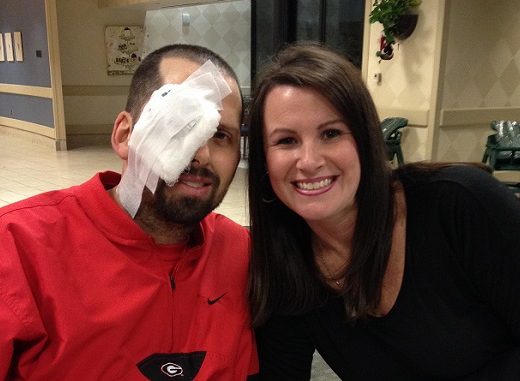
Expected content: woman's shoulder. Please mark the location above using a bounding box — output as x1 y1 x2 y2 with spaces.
433 163 495 184
398 163 519 219
396 163 496 194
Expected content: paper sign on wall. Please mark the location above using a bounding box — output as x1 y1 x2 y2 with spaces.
4 33 14 62
0 34 5 62
14 32 23 62
105 26 144 75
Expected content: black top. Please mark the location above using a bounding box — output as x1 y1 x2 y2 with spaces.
256 166 520 380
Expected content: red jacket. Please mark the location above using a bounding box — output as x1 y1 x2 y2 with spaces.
0 172 258 380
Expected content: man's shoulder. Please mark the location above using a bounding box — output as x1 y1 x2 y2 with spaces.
200 213 250 258
0 172 112 225
203 212 249 236
200 213 251 284
0 188 76 220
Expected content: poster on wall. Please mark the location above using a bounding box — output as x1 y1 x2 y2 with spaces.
4 32 14 62
105 26 144 75
14 32 23 62
0 34 4 62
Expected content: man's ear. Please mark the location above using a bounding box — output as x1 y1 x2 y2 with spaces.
112 111 133 160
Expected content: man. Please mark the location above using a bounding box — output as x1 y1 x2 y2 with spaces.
0 44 258 380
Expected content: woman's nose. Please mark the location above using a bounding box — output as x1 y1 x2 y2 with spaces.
295 141 324 172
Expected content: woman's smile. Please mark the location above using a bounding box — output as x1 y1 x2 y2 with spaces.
293 176 336 194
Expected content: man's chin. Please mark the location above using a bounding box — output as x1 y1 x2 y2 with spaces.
155 197 215 225
151 178 225 225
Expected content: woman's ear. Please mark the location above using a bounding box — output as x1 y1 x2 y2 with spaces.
112 111 133 160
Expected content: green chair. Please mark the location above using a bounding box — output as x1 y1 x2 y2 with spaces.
381 117 408 165
482 120 520 198
482 120 520 171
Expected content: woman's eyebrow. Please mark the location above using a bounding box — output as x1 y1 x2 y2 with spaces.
316 118 346 128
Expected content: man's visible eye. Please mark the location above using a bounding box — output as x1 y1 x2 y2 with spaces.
213 129 230 141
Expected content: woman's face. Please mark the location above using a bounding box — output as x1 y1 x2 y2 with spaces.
263 85 361 225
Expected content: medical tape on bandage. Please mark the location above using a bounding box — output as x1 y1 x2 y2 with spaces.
117 60 232 217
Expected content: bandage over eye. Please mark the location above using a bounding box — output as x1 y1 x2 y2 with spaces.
117 60 232 217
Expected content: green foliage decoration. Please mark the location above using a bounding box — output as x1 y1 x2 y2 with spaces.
369 0 421 46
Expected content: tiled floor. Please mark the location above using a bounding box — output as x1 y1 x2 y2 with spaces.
0 132 249 226
0 135 116 206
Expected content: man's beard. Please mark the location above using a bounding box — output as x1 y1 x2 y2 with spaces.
153 168 223 225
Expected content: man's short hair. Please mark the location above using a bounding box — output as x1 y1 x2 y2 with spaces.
125 44 241 122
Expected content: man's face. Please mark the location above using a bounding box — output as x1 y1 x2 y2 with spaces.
144 57 242 225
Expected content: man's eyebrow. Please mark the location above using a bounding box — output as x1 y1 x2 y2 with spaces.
218 121 240 132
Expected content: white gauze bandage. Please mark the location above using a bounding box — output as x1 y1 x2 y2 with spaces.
117 60 232 217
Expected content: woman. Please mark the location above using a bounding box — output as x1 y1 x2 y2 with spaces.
247 42 520 380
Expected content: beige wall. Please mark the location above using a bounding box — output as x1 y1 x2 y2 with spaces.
442 0 520 109
57 0 250 148
57 0 145 85
365 0 442 162
435 0 520 162
57 0 145 147
365 0 520 164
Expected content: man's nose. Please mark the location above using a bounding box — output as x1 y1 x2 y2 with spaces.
191 143 210 167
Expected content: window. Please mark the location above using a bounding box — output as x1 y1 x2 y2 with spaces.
252 0 365 78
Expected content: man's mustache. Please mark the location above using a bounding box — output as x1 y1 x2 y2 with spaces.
180 166 219 184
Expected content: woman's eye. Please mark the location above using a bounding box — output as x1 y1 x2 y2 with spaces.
276 137 296 145
322 129 342 139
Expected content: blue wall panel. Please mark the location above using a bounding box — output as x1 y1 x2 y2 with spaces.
0 0 54 128
0 93 54 128
0 0 51 86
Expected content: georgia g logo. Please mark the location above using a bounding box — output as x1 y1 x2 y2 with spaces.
138 352 205 380
161 362 183 378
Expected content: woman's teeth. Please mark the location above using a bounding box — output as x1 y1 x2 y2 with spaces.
296 178 332 190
